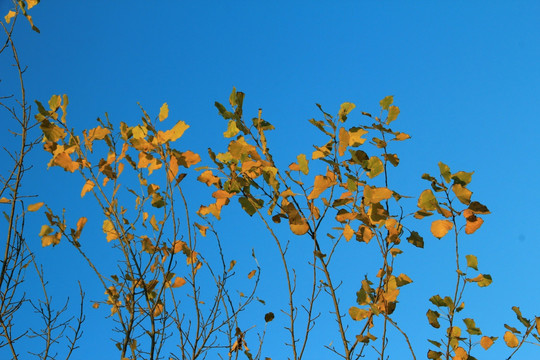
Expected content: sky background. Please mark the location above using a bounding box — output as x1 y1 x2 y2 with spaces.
1 1 540 359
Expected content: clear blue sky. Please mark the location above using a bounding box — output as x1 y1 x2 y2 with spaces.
2 1 539 359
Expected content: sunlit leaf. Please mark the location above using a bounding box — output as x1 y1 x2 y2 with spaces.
431 220 453 239
27 202 44 212
307 171 336 200
343 224 354 241
172 277 186 288
159 103 169 121
468 274 492 287
438 162 451 183
348 127 368 147
5 11 16 23
247 270 256 279
297 154 309 175
365 156 383 178
465 254 478 270
224 120 240 138
504 331 519 348
102 219 119 242
338 102 355 121
338 127 349 156
52 152 80 172
396 273 412 287
163 120 189 142
452 171 473 186
40 120 66 142
480 336 494 350
197 170 221 187
81 180 95 197
349 306 370 321
194 222 208 236
463 209 484 234
393 132 410 141
452 184 472 205
386 105 399 124
380 95 393 110
418 189 438 211
363 185 392 204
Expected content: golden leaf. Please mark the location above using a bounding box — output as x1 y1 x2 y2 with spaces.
463 209 484 234
503 331 518 348
52 152 80 172
431 220 453 239
307 171 336 200
159 103 169 121
172 277 186 288
338 127 349 156
480 336 494 350
27 0 39 10
452 347 467 360
27 202 44 212
343 224 354 241
247 270 256 279
197 170 220 187
0 197 10 204
4 10 16 23
102 219 119 242
194 222 208 236
364 185 392 204
164 120 189 142
153 303 164 317
348 127 368 147
81 179 95 197
76 217 87 234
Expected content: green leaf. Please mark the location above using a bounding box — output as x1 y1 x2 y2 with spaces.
452 171 473 186
407 231 424 248
463 318 482 335
512 306 531 328
297 154 309 175
380 95 393 110
418 189 438 211
386 105 400 124
364 156 383 178
223 120 240 138
215 102 233 119
427 309 441 328
438 162 451 183
429 295 446 307
465 254 478 270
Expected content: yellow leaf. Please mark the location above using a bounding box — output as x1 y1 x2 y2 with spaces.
81 180 95 197
0 197 10 203
224 120 240 138
4 10 16 23
503 331 518 348
364 185 392 204
463 209 484 234
102 219 119 242
92 302 100 309
27 202 44 212
76 217 87 233
153 303 164 317
27 0 39 10
297 154 309 175
452 347 467 360
247 270 256 279
194 222 208 236
172 277 186 288
164 120 189 142
338 102 355 121
197 170 220 187
387 105 400 124
394 132 410 141
283 203 309 235
307 171 336 200
343 224 354 241
159 103 169 121
349 306 370 321
452 184 472 205
52 152 80 172
150 214 159 231
85 126 111 151
480 336 494 350
431 220 453 239
348 127 368 147
175 150 201 168
338 127 349 156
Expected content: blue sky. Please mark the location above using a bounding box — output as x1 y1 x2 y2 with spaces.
2 1 540 359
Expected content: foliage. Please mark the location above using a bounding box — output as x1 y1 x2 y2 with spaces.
1 2 539 360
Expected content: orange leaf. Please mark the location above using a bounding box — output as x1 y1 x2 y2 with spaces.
343 224 354 241
503 331 518 348
247 270 256 279
27 202 44 212
172 277 186 288
480 336 494 350
81 180 95 197
431 220 453 239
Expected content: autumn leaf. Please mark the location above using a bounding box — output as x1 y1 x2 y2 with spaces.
198 170 221 187
194 222 208 236
307 171 336 200
224 120 240 138
247 270 256 279
431 220 453 239
343 224 354 241
452 184 472 205
418 189 438 211
5 11 16 23
380 95 393 110
363 185 392 204
338 127 349 156
463 209 484 234
504 331 518 348
349 306 370 321
172 277 186 288
338 102 355 121
297 154 309 175
159 103 169 121
102 219 119 242
387 105 400 124
479 336 494 350
27 202 44 212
